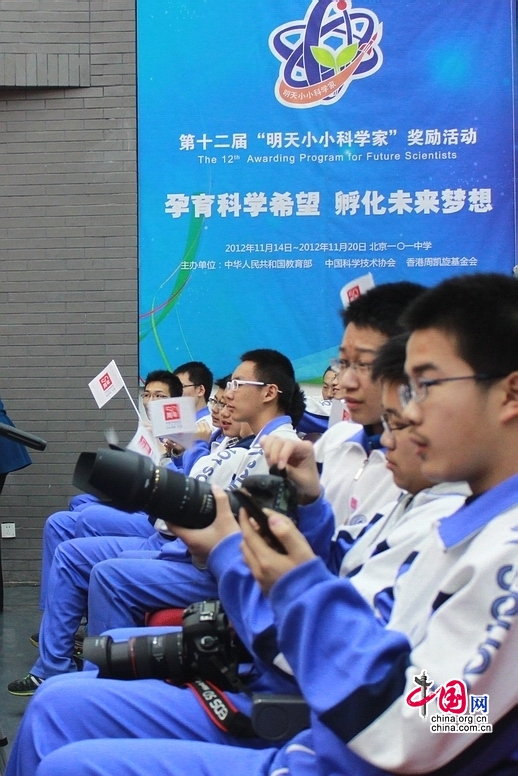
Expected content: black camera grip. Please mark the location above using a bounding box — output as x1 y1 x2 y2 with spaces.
232 490 287 555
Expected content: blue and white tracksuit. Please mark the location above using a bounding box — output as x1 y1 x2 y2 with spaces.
314 421 402 527
38 408 214 608
10 474 504 776
31 419 298 680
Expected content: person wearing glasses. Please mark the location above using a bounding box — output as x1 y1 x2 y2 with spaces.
36 370 184 610
7 281 496 776
326 333 469 587
179 375 259 476
7 349 306 696
29 274 508 776
178 376 228 475
10 370 185 692
294 365 346 441
321 365 338 400
81 349 310 639
314 281 425 527
218 272 517 776
166 361 214 463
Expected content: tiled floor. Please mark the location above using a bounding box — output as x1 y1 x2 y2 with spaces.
0 585 42 759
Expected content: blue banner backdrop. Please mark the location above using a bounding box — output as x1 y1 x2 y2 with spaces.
137 0 516 380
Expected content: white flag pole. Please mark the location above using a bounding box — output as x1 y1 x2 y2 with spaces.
124 384 145 422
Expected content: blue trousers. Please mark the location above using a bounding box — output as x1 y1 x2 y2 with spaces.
32 533 169 679
5 671 287 776
39 505 155 609
34 740 280 776
33 740 284 776
87 547 219 636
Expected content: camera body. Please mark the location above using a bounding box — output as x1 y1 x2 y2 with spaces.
83 600 246 690
73 447 298 531
77 448 300 687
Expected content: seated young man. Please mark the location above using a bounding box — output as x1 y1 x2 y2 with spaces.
86 332 465 640
74 373 233 542
8 349 305 695
84 348 308 635
178 375 229 472
7 272 517 776
321 365 338 400
313 280 424 526
37 369 184 611
166 360 214 464
3 326 471 775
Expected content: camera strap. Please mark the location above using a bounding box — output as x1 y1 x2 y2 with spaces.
186 679 255 738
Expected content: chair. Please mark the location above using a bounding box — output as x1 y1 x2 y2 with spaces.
144 608 184 627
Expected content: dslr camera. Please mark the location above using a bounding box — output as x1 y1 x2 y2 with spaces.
83 599 248 690
73 447 298 550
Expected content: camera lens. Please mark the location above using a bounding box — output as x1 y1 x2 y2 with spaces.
83 632 190 684
73 448 220 528
146 469 217 529
74 449 157 513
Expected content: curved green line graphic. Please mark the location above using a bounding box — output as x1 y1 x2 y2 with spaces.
139 212 206 369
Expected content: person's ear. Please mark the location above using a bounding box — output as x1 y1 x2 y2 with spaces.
263 383 280 404
500 371 518 423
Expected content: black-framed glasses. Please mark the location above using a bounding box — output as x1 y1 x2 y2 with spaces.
181 383 199 390
329 357 376 375
142 391 170 401
398 373 507 407
380 413 411 443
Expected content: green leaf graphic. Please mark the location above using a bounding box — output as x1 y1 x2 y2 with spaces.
310 45 336 70
336 41 358 69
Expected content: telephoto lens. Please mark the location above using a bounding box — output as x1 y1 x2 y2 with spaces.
73 447 218 527
73 448 299 530
83 631 189 683
83 601 240 689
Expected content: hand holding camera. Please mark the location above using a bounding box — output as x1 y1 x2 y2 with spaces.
239 506 316 595
72 447 300 556
169 485 241 565
260 436 321 506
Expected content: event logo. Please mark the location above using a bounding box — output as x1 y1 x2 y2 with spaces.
270 0 383 108
99 372 113 392
164 403 181 422
137 435 153 457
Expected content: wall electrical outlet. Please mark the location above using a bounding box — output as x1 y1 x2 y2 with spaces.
1 522 16 539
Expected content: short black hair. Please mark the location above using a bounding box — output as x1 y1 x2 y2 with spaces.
240 348 306 426
214 374 232 391
173 361 213 400
371 334 409 385
323 366 336 379
402 273 518 376
144 370 183 397
342 281 425 337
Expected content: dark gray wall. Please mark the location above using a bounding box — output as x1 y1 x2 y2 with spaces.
0 0 138 582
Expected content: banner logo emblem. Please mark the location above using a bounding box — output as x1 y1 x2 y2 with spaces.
270 0 383 108
164 403 181 422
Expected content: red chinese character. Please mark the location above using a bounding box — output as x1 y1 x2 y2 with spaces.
164 403 181 421
406 686 439 708
437 680 468 714
138 436 152 456
99 373 113 391
347 284 361 302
